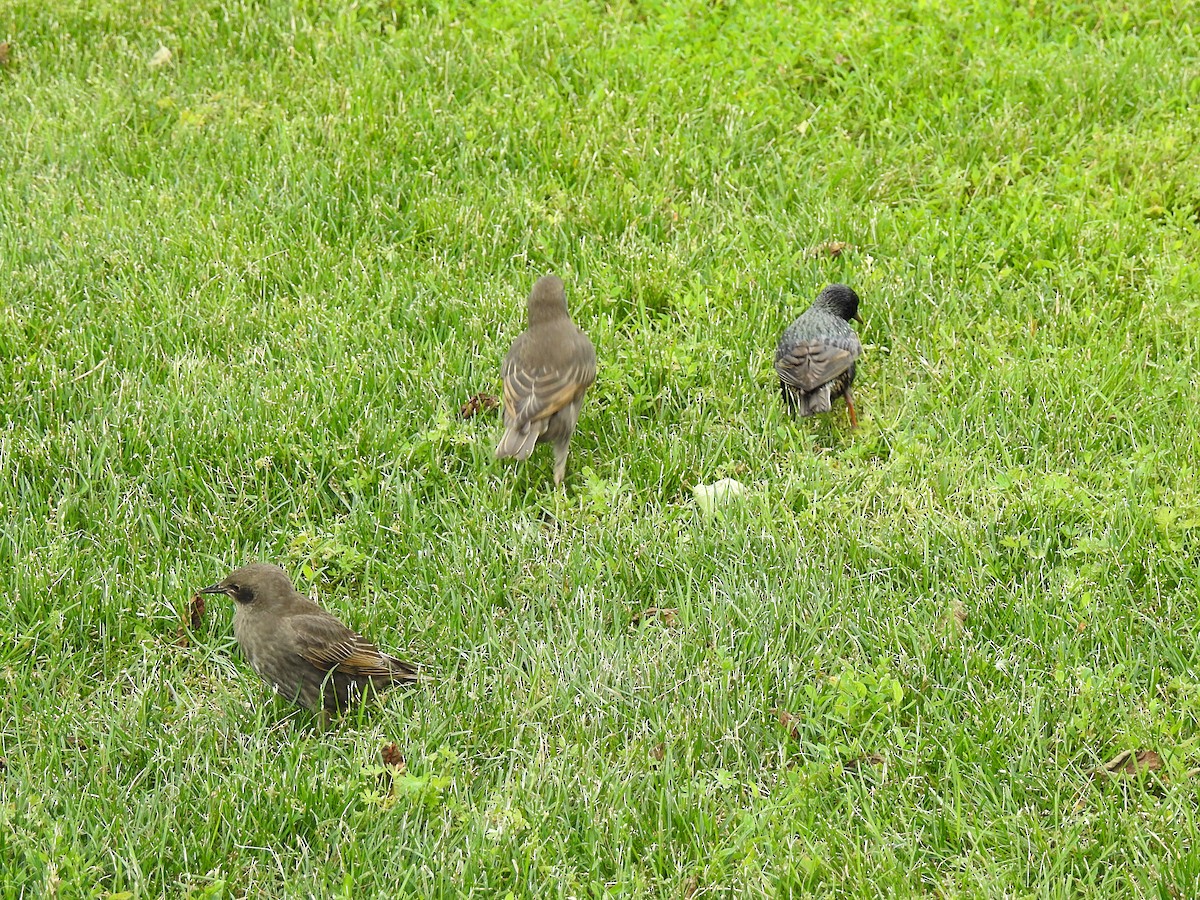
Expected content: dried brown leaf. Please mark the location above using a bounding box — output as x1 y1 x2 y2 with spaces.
650 742 666 762
189 592 206 630
682 875 699 899
939 600 967 637
380 741 406 772
843 753 883 772
631 607 679 628
807 240 855 259
1092 749 1165 778
461 392 499 420
1127 749 1163 773
0 42 10 68
773 708 801 740
175 625 189 647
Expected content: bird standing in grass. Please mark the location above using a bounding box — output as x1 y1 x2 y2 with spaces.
199 563 420 714
774 283 863 427
496 275 596 485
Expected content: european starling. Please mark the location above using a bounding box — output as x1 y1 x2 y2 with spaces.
199 563 419 714
774 283 863 427
495 275 596 485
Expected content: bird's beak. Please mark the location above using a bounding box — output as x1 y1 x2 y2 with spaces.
198 583 228 596
852 313 863 324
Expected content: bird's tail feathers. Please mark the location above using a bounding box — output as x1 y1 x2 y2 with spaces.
495 425 539 460
798 385 833 417
383 654 425 684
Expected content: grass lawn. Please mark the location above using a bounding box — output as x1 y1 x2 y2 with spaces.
3 0 1200 895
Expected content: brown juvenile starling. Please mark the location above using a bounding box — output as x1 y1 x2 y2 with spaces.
774 283 863 427
495 275 596 484
199 563 419 714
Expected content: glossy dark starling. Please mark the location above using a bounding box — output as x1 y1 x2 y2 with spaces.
774 283 863 427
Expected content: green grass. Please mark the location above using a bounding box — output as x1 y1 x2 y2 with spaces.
3 0 1200 895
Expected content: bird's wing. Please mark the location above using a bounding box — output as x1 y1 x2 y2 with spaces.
774 334 861 392
287 614 398 677
501 337 596 430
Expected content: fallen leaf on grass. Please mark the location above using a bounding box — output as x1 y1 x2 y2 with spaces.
807 241 855 258
939 599 967 635
376 743 407 797
1092 749 1164 779
189 592 206 630
773 708 801 740
0 42 10 68
176 592 207 646
1076 748 1175 811
843 753 883 773
460 392 499 419
380 742 406 772
631 607 679 628
649 743 666 762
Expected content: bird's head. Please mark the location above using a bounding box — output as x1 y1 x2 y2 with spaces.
527 275 569 325
814 283 863 324
199 563 294 607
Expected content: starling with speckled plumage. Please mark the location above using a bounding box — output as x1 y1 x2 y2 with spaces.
774 283 863 427
496 275 596 485
199 563 420 714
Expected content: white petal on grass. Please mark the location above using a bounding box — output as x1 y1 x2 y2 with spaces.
149 46 173 69
692 478 746 515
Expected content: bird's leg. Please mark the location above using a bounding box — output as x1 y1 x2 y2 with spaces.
844 388 859 429
552 436 571 485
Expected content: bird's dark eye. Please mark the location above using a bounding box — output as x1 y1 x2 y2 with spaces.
228 582 255 603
